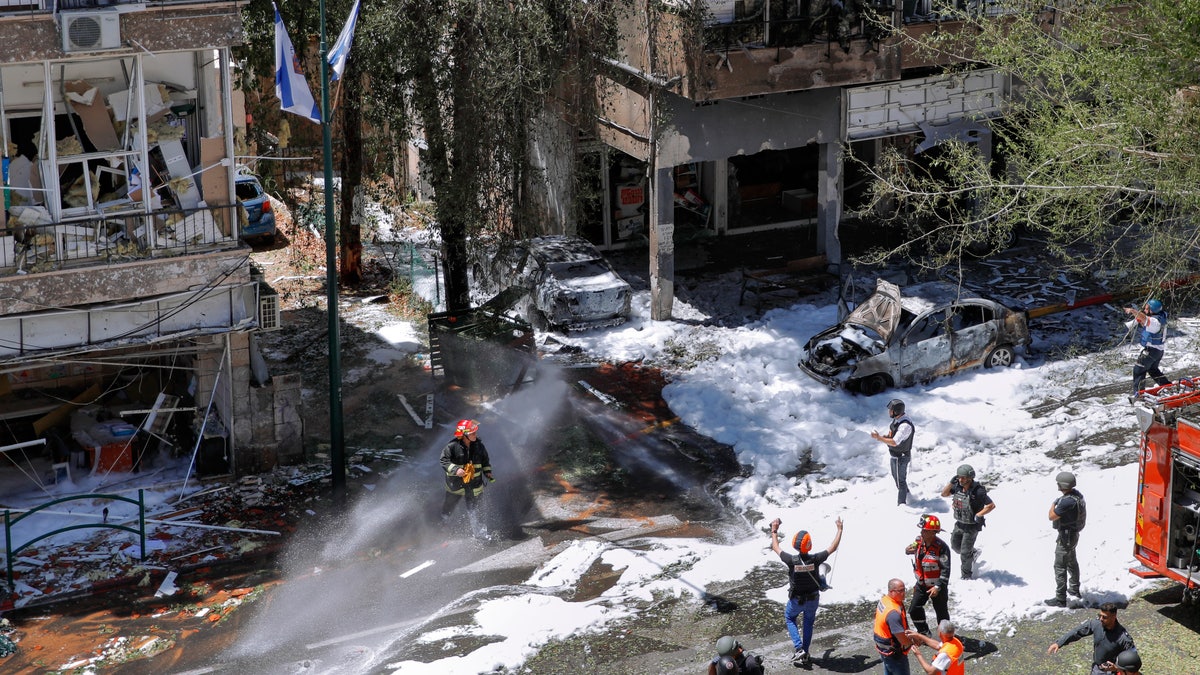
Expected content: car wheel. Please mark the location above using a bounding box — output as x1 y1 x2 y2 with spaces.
855 374 891 396
984 345 1015 368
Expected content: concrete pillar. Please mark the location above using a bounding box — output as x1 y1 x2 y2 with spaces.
817 142 843 269
649 165 675 320
713 158 729 236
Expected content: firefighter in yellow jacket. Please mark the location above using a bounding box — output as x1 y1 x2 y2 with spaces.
440 419 493 523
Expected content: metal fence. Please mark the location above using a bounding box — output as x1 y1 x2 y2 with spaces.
4 489 146 592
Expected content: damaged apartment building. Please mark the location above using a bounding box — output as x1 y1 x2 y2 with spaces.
0 0 300 496
527 0 1015 320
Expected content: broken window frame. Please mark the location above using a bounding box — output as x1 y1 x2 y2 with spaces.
1 48 239 270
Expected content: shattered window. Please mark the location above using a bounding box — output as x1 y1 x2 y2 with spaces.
952 304 991 330
908 309 948 342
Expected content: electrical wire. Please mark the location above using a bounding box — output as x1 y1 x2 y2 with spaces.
0 252 252 355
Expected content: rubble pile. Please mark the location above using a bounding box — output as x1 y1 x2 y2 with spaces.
0 461 373 611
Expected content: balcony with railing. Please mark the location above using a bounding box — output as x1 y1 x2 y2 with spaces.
625 0 1020 101
3 202 241 274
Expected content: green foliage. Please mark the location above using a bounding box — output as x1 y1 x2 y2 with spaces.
858 0 1200 291
236 0 619 311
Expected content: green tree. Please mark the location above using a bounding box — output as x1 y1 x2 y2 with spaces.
859 0 1200 289
239 0 614 310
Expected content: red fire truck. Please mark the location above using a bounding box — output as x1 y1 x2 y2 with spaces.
1131 377 1200 605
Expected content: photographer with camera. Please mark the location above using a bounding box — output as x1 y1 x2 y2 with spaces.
1124 298 1170 397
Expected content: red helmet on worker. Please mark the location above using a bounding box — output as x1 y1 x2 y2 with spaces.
454 419 480 438
919 514 942 532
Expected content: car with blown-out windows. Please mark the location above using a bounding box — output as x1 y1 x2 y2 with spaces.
236 171 276 244
798 278 1030 394
473 235 632 332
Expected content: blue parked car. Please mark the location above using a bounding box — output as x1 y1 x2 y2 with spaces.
236 172 276 244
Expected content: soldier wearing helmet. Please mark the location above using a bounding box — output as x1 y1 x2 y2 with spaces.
1045 470 1087 607
439 419 494 531
1113 648 1142 674
871 398 915 505
707 635 764 675
941 464 995 580
904 515 952 635
770 515 843 667
1124 298 1170 396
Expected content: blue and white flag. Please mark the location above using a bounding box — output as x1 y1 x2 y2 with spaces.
328 0 362 82
274 2 321 124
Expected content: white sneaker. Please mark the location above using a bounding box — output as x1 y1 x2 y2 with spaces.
792 649 807 666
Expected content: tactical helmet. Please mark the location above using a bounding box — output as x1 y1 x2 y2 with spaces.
716 635 738 657
887 399 905 415
956 464 976 479
919 514 942 532
454 419 480 438
714 655 739 675
1146 299 1163 314
1056 471 1077 489
1114 649 1141 671
793 530 813 554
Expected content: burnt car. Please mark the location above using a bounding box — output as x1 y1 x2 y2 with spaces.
798 278 1030 394
475 235 632 331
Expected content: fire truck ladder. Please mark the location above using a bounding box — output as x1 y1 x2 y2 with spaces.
1134 376 1200 410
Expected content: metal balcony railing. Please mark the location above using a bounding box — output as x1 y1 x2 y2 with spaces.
701 0 1018 52
702 0 897 52
1 202 241 274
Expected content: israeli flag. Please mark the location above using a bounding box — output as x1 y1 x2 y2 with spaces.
274 2 321 124
328 0 362 82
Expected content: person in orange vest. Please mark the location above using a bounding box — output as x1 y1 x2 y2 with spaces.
906 620 965 675
439 419 494 531
905 515 951 635
874 578 914 675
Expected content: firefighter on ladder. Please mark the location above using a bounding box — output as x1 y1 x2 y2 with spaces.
906 515 951 636
439 419 494 532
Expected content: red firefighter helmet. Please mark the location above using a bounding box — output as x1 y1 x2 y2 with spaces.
919 515 942 532
454 419 480 438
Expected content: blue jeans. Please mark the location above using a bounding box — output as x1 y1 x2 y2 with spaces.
881 651 911 675
890 453 910 504
785 595 820 651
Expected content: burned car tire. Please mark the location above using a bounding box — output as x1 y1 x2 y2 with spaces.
854 374 891 396
984 345 1015 369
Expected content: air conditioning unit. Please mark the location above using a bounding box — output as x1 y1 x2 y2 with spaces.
258 288 281 332
61 10 122 53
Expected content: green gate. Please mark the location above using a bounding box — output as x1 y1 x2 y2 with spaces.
4 490 146 591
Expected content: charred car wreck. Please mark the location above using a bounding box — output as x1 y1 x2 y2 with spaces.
799 279 1031 394
474 235 632 332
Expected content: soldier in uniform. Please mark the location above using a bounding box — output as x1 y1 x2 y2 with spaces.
940 464 995 579
1045 471 1086 606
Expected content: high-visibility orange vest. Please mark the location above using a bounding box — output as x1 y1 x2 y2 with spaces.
873 593 908 656
938 636 965 675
